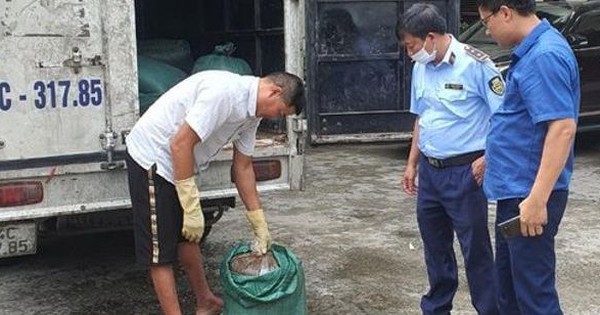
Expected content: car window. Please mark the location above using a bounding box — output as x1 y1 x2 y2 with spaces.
572 10 600 47
460 4 572 44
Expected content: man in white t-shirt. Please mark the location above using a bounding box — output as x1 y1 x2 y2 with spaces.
125 70 305 315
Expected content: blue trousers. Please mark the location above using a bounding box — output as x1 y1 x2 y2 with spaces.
417 157 498 315
495 190 568 315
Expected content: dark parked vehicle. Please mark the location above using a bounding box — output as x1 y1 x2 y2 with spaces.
460 0 600 132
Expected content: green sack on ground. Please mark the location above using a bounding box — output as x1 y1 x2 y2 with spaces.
137 39 194 73
193 42 253 75
220 243 307 315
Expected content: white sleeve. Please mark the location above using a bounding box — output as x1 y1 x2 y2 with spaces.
185 89 232 141
233 120 261 156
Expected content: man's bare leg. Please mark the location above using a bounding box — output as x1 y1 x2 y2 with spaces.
178 242 223 315
150 265 182 315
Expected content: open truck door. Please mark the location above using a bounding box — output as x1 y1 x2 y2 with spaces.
306 0 460 144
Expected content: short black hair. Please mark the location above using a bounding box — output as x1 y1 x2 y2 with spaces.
396 3 447 40
265 72 306 115
476 0 536 16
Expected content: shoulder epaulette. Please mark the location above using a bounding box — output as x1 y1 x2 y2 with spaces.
464 45 490 62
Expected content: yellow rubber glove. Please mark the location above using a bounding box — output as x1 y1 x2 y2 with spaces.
245 209 272 255
175 177 204 243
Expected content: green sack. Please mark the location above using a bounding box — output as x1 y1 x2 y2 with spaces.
137 39 194 73
137 56 187 115
220 243 308 315
193 42 253 75
138 92 161 115
137 55 187 94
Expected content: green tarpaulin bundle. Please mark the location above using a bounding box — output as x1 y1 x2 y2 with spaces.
137 55 188 115
220 243 307 315
193 42 253 75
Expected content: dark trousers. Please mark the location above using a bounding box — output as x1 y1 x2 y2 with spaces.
495 190 568 315
417 156 498 315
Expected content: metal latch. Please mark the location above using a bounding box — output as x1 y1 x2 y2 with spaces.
63 47 83 74
291 116 307 154
292 117 307 133
99 131 124 170
121 129 130 145
36 47 103 73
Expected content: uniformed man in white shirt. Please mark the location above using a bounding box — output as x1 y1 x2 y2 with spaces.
125 70 305 315
397 3 504 315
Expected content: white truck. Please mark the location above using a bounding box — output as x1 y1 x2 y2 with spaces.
0 0 306 259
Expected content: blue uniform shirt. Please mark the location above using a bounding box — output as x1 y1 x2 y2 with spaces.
411 36 504 159
484 20 580 201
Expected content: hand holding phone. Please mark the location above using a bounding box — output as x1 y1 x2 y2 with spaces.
498 216 521 239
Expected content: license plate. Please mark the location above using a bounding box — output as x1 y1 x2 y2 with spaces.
0 222 37 258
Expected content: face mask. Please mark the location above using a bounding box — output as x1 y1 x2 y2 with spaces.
410 38 437 64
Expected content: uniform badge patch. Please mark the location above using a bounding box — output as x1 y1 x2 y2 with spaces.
488 76 505 96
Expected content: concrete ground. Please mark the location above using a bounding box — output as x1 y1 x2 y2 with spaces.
0 136 599 314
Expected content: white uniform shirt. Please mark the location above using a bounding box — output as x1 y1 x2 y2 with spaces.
126 71 261 183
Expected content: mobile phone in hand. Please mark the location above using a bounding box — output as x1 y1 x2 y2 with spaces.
498 216 521 239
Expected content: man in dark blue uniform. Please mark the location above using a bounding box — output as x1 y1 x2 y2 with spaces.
397 3 503 314
477 1 580 314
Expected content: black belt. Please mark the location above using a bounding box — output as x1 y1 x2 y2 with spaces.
424 150 484 169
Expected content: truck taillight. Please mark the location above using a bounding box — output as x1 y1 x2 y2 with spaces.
231 160 282 183
0 182 44 207
253 160 282 181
